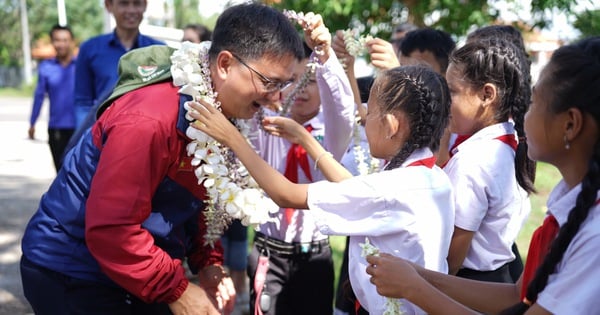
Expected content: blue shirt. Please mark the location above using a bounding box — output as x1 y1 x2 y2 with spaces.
30 57 76 129
73 30 164 126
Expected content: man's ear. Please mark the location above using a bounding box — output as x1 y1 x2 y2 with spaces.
215 51 234 80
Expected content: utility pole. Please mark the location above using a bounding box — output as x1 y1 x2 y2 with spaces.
20 0 32 85
57 0 67 26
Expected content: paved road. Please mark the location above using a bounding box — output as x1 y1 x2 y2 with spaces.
0 96 54 315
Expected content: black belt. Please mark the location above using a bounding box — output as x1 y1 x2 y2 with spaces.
254 232 329 256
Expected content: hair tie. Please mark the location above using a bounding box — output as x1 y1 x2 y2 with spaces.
518 136 527 142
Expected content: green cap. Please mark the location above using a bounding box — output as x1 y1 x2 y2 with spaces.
97 45 176 117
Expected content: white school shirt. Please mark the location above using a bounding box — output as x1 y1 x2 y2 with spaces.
444 122 530 271
251 51 355 243
537 180 600 314
307 148 455 315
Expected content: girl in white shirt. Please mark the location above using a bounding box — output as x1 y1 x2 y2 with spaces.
365 36 600 315
188 65 454 315
443 38 536 281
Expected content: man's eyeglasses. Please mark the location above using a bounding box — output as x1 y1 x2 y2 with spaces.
232 54 294 94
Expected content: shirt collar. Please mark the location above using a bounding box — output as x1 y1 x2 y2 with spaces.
455 121 515 153
108 29 141 50
400 148 434 168
546 180 600 227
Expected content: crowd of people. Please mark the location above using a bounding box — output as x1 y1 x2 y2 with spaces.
23 1 600 315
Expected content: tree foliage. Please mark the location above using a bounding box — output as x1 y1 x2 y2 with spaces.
574 9 600 38
263 0 581 40
0 0 103 66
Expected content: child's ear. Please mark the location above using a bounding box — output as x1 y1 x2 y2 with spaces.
384 113 400 139
564 107 584 141
480 83 498 107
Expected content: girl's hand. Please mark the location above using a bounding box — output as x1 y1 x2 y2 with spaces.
301 13 331 62
366 253 423 299
367 38 400 70
262 116 311 145
186 99 241 146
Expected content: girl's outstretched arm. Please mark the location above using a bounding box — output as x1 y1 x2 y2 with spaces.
187 100 309 209
366 253 525 315
262 116 353 182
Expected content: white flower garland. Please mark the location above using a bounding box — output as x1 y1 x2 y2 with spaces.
342 29 373 57
352 115 381 175
360 237 405 315
171 41 278 246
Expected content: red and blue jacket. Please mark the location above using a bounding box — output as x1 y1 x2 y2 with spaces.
22 82 223 303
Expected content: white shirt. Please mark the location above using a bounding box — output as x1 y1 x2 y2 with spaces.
251 52 355 242
444 122 531 271
307 149 455 315
537 180 600 314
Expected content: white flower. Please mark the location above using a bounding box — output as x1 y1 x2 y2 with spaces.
359 237 404 315
171 41 276 246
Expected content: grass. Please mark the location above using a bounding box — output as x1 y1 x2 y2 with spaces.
516 162 562 261
0 83 36 97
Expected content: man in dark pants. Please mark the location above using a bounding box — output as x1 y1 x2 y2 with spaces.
28 24 77 171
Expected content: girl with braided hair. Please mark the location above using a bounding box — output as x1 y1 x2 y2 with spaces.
187 65 454 315
443 38 536 283
365 36 600 314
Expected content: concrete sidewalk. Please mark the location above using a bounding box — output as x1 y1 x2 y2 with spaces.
0 96 54 314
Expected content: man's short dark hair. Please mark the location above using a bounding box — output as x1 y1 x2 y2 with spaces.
209 3 304 62
183 23 212 42
400 28 455 73
49 24 74 40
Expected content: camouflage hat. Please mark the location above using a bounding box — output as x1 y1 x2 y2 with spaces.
97 45 176 117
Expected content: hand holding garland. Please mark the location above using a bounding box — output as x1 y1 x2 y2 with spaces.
261 115 353 183
365 253 525 315
187 99 309 210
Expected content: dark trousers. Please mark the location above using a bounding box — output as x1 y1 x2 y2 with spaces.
48 128 74 171
247 239 334 315
20 255 172 315
335 237 368 315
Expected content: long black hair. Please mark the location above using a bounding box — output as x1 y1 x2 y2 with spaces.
449 38 536 194
501 36 600 314
375 65 451 170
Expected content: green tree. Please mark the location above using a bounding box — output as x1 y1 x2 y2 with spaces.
574 9 600 38
263 0 580 39
0 0 103 66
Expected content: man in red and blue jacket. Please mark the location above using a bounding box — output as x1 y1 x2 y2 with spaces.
20 3 304 315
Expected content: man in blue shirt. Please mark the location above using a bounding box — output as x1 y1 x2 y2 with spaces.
74 0 163 126
29 24 77 171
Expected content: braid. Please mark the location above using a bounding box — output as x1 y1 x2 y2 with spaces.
380 66 450 170
450 39 536 193
501 36 600 315
501 142 600 315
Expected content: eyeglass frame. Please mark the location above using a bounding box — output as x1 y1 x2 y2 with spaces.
231 53 294 94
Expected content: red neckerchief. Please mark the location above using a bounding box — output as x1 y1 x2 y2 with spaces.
520 214 559 300
283 124 314 223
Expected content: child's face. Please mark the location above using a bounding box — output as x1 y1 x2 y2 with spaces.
285 59 320 125
364 81 409 160
445 63 487 135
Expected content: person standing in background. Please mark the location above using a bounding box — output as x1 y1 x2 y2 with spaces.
73 0 163 127
28 24 77 171
182 23 212 43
